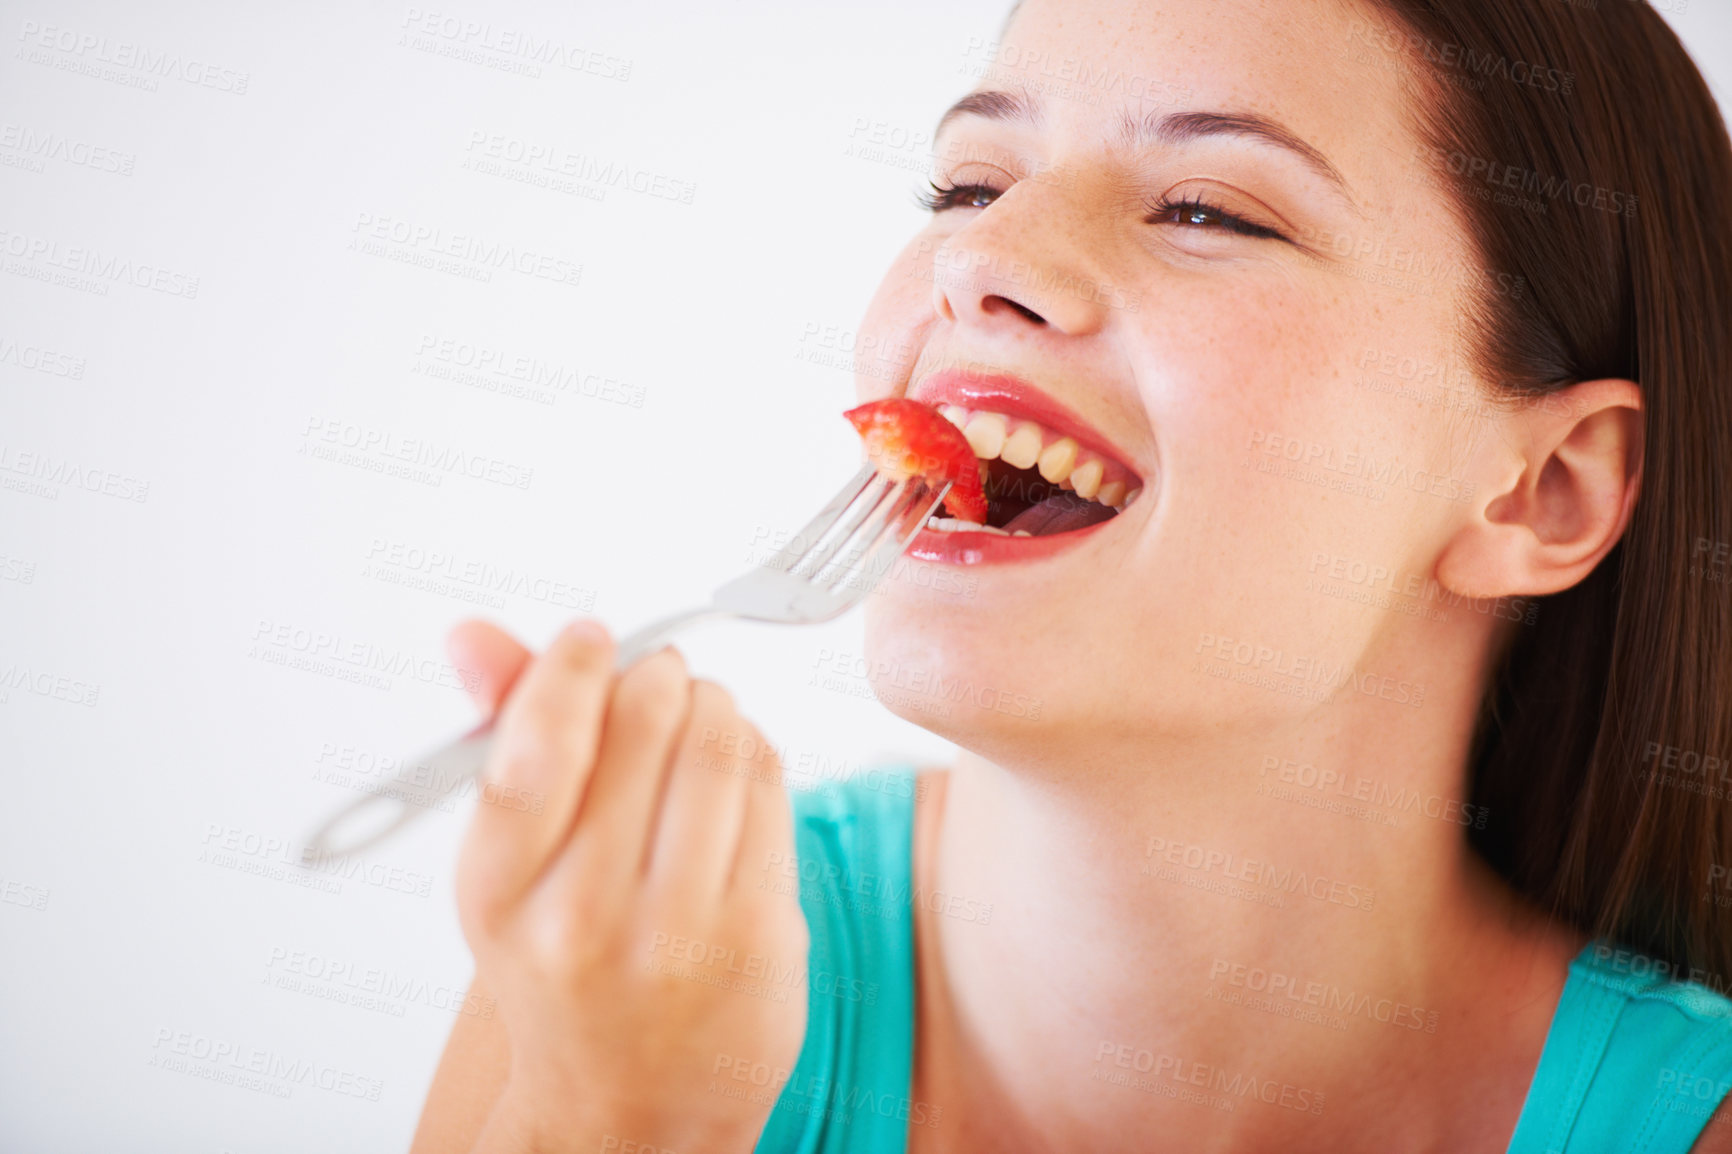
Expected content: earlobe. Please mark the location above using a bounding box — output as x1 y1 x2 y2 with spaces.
1436 378 1643 600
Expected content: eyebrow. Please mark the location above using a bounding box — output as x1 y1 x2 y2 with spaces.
935 89 1044 137
935 88 1358 206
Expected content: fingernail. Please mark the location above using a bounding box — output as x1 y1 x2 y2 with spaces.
562 619 608 645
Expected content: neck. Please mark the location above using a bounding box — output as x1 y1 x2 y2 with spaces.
912 629 1576 1151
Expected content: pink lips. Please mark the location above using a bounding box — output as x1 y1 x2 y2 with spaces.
900 369 1146 567
906 515 1119 566
907 371 1143 477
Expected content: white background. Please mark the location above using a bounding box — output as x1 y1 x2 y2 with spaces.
1 2 1726 1151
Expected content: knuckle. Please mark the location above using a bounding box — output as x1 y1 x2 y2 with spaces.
688 678 738 720
744 722 781 770
686 683 768 770
734 738 782 791
454 866 511 942
494 656 598 745
751 756 785 790
614 654 691 734
629 646 688 688
489 706 576 779
519 913 586 975
459 899 510 952
519 889 620 975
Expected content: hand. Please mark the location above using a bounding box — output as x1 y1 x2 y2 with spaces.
447 619 809 1154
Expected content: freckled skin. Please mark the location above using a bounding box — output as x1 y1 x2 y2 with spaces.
846 0 1643 1150
408 2 1650 1148
862 0 1485 759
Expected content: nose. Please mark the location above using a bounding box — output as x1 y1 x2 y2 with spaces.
929 193 1113 337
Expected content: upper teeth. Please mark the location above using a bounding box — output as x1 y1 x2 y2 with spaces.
942 404 1142 511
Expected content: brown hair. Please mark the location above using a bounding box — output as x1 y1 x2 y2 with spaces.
1364 0 1732 980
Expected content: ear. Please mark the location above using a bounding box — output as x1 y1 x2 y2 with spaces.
1436 378 1644 599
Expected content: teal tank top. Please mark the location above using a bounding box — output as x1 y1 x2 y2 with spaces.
756 767 1732 1152
1508 942 1732 1151
753 768 922 1153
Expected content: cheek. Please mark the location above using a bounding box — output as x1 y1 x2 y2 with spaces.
1123 295 1324 516
1125 280 1444 582
853 233 941 402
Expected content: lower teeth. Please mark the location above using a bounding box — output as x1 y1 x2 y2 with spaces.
925 517 1030 537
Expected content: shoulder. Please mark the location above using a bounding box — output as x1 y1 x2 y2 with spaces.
1563 942 1732 1150
1692 1101 1732 1153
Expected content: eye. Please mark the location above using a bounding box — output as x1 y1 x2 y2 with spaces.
1145 195 1286 241
917 180 1003 213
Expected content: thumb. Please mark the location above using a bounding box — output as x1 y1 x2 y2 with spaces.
445 620 534 719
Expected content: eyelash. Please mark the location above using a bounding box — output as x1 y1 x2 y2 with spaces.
1145 194 1286 241
916 180 1286 242
915 181 1000 213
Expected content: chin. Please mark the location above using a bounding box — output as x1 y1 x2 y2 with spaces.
861 566 1292 770
861 595 1075 766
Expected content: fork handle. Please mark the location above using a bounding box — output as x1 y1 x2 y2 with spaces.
612 605 729 667
301 606 728 862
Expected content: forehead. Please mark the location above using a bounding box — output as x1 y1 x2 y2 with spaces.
968 0 1422 204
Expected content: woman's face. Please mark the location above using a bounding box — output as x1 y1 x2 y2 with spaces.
857 0 1509 764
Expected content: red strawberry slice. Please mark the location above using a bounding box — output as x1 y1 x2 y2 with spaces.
843 398 988 524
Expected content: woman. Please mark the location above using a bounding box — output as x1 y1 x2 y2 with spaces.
412 0 1732 1149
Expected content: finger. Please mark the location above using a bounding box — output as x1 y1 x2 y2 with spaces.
646 684 756 899
445 620 533 718
461 620 615 908
556 647 692 885
729 747 794 899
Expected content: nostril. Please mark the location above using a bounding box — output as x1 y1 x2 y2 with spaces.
984 295 1046 325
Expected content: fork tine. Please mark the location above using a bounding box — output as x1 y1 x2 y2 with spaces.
755 462 880 576
823 480 951 605
788 474 902 581
306 461 953 863
711 473 945 623
804 475 911 586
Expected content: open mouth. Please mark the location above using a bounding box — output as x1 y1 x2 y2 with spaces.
892 371 1150 567
931 402 1145 539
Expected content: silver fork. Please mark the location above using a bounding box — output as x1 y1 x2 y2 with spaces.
301 463 949 861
